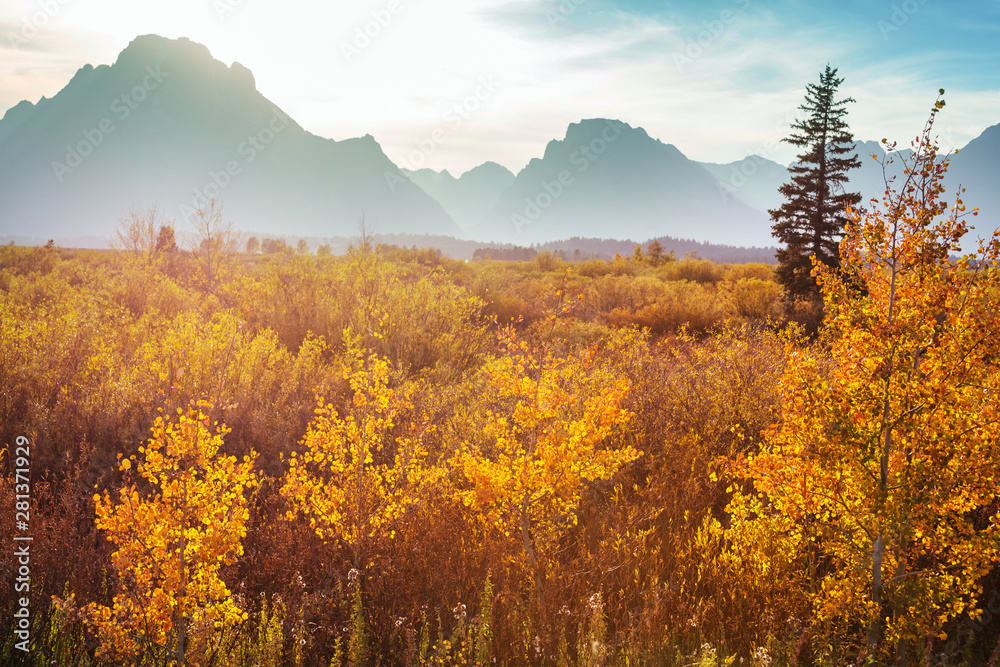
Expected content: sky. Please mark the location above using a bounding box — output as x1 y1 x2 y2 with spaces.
1 0 999 175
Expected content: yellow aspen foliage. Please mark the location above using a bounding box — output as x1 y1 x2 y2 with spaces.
86 402 258 666
451 329 639 608
281 341 436 567
728 95 1000 660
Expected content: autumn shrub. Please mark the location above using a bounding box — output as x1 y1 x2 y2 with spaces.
145 273 194 320
0 243 60 278
659 257 726 283
471 264 549 326
725 96 1000 664
234 247 489 376
583 274 661 318
0 445 109 665
15 200 996 666
535 324 791 662
372 272 487 380
724 262 775 283
726 276 782 320
600 280 734 334
82 404 258 666
280 341 437 571
534 250 565 273
574 259 614 278
226 251 342 350
525 318 611 351
451 333 637 558
0 288 142 473
606 253 637 276
127 311 336 470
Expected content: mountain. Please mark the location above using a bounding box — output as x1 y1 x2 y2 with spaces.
474 119 772 246
694 128 1000 248
402 162 515 231
698 137 1000 217
3 35 995 248
851 134 999 240
697 141 911 217
697 155 788 214
948 124 1000 235
851 140 916 207
0 35 458 239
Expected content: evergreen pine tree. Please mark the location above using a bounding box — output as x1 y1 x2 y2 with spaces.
770 64 861 301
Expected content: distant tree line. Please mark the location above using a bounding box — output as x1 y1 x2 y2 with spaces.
472 246 538 261
471 238 776 264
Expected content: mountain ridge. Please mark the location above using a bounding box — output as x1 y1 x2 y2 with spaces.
0 34 459 239
473 118 773 246
402 161 515 231
2 34 997 247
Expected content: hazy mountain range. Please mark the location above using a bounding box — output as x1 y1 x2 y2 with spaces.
1 35 997 248
695 136 1000 243
402 162 515 232
0 35 457 240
